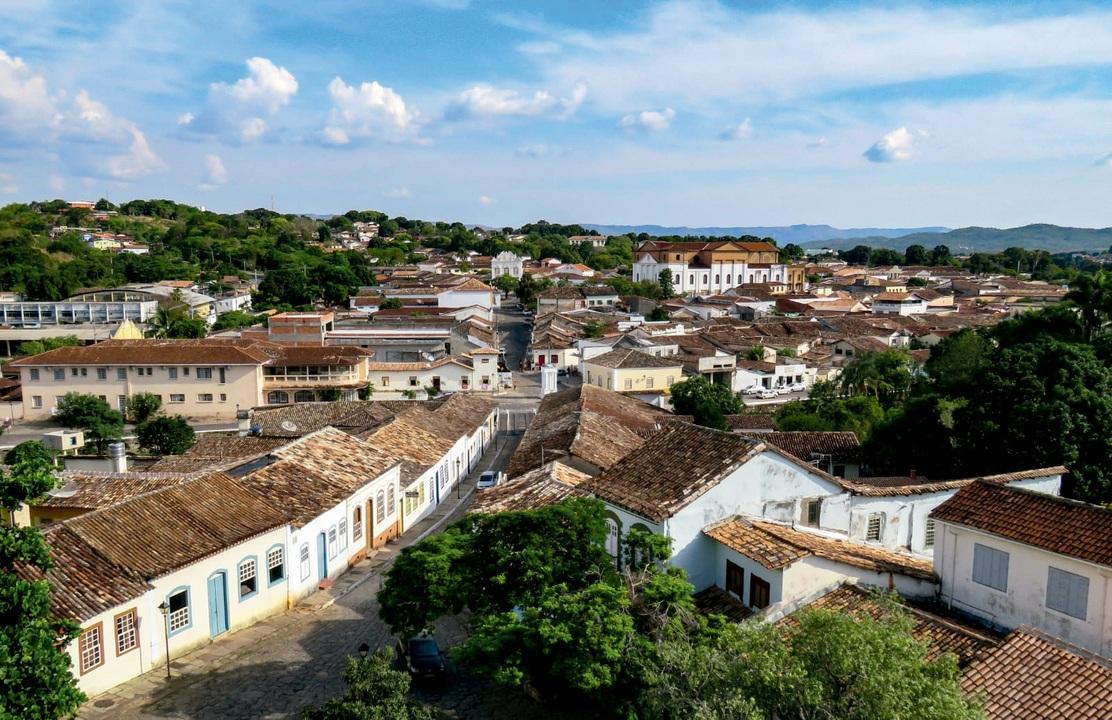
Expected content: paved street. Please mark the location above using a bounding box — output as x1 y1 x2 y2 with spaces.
79 431 543 720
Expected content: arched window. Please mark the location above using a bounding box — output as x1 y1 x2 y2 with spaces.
267 390 289 405
725 274 731 286
294 390 315 403
605 518 620 558
352 507 363 541
715 274 720 285
376 491 386 523
386 484 396 516
689 274 694 285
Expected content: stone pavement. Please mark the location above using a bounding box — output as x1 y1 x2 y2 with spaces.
79 432 526 720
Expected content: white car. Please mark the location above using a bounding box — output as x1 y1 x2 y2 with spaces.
759 389 779 399
743 385 764 396
477 471 504 490
776 386 792 395
789 383 808 393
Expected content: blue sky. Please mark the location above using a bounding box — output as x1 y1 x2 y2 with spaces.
1 1 1112 228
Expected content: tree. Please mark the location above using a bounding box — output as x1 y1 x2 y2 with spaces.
837 349 915 405
136 415 196 456
126 392 162 423
583 322 604 339
54 393 124 452
303 649 435 720
925 330 992 396
669 376 743 430
779 243 805 263
658 269 675 298
635 599 981 720
491 274 518 296
840 245 871 265
930 244 952 265
16 335 80 357
868 248 903 267
647 306 670 322
0 453 86 718
212 310 260 331
146 307 208 339
3 441 53 468
904 244 929 265
775 382 886 440
516 272 539 307
380 298 403 310
1064 269 1112 342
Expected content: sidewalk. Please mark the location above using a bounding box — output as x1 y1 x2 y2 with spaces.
79 431 523 718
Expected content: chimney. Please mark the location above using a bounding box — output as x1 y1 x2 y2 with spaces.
108 442 128 473
237 407 251 437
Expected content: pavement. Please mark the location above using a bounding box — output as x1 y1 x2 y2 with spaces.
79 430 528 720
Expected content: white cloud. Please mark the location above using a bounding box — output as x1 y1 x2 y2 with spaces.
383 186 412 198
105 126 167 178
180 57 298 144
719 117 752 140
479 195 495 206
515 143 557 158
0 49 58 133
446 81 586 120
863 126 917 162
0 172 18 194
1095 152 1112 167
322 76 422 145
49 175 64 192
619 107 675 133
807 136 828 149
197 153 227 191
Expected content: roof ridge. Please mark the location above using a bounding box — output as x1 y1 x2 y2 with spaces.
1011 626 1112 670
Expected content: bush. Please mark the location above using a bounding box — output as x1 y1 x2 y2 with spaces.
136 415 196 456
126 392 162 423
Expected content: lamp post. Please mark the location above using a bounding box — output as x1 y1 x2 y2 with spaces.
157 601 171 680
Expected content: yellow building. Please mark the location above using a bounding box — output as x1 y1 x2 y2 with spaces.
583 348 685 396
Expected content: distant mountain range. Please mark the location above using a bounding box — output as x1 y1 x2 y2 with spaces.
581 223 949 244
800 224 1112 254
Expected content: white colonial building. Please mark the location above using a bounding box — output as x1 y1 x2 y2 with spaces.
491 251 524 280
631 240 788 296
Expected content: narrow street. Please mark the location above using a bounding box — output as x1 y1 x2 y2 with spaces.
80 431 536 720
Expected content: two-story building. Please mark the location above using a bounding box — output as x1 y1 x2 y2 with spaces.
631 240 788 296
582 348 684 401
491 251 524 279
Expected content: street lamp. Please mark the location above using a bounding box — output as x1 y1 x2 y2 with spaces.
157 601 171 680
357 642 370 661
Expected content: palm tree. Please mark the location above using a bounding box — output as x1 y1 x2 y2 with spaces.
1065 270 1112 342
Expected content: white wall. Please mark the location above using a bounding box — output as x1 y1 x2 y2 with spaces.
713 541 784 608
936 523 1111 656
783 555 937 603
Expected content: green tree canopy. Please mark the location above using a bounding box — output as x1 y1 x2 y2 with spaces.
302 649 435 720
136 415 196 456
54 393 124 452
125 392 162 424
669 375 743 430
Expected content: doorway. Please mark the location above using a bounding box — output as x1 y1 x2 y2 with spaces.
207 571 229 637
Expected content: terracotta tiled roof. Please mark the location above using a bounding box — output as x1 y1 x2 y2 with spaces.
251 400 415 438
724 413 777 431
470 461 591 514
537 286 586 300
961 628 1112 719
361 416 455 471
239 428 398 527
44 473 288 590
506 384 672 478
266 346 373 367
8 338 280 366
930 480 1112 567
704 517 937 581
585 348 684 370
759 431 860 461
583 422 763 522
693 585 753 622
792 584 999 665
22 525 151 621
38 471 201 509
844 466 1065 497
145 434 291 473
365 356 470 372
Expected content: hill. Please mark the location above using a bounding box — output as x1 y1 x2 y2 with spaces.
801 224 1112 253
581 223 949 244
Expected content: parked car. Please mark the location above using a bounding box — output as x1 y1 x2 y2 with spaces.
789 383 808 393
396 636 446 679
776 385 792 395
477 470 503 490
759 389 779 399
557 368 568 377
743 385 764 396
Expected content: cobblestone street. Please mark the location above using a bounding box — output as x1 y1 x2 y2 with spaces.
79 431 543 720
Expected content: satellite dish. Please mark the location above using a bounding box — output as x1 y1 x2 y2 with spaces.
280 421 298 432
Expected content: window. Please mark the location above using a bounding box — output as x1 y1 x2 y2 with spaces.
117 368 126 380
749 574 770 609
183 367 190 376
605 518 620 558
1046 567 1089 620
299 543 310 580
924 518 936 548
79 624 104 674
198 393 213 402
409 376 418 387
624 378 632 390
114 609 138 655
169 394 185 403
267 390 289 404
381 376 390 387
168 367 177 379
197 367 213 379
29 369 39 381
353 507 363 541
689 274 694 285
31 395 42 409
219 393 227 402
726 274 731 285
666 376 674 385
550 354 557 364
71 368 79 376
726 560 744 598
387 485 396 516
53 369 65 381
96 368 107 380
865 513 884 542
219 368 226 384
327 527 338 559
294 390 315 403
339 519 348 550
238 557 258 599
972 543 1009 592
267 546 285 586
715 274 720 284
167 588 190 634
805 499 822 527
376 491 386 523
